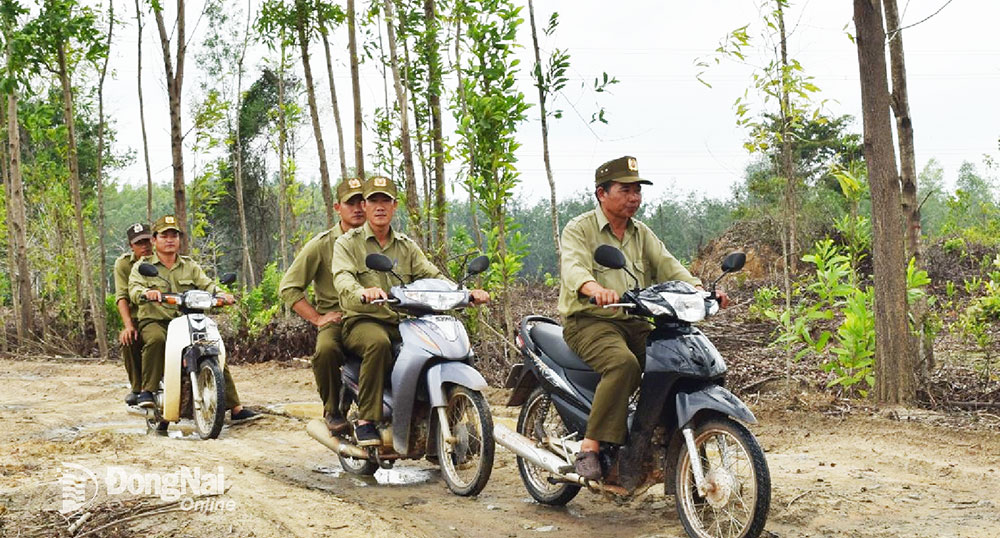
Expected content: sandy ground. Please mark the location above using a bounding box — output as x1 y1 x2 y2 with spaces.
1 358 998 538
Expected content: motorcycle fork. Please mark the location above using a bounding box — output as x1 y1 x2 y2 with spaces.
682 427 708 496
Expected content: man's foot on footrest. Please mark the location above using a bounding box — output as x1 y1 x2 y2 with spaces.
354 422 381 446
137 391 155 409
125 392 140 406
574 450 602 481
325 412 349 435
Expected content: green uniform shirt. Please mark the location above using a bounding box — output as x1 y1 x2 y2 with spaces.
278 224 346 313
332 222 445 324
128 254 220 321
113 251 142 320
558 207 701 321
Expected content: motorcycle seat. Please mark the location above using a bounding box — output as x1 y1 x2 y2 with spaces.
529 323 593 372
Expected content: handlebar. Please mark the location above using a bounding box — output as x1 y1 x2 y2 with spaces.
360 295 400 305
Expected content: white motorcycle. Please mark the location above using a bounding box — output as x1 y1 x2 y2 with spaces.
129 263 237 440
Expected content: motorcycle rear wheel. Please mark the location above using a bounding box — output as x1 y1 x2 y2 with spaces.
436 385 494 496
193 359 226 440
338 399 379 476
674 417 770 538
516 387 581 505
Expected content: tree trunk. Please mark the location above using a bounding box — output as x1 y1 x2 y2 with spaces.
276 41 291 271
296 0 335 227
1 101 17 349
153 0 189 250
424 0 446 265
5 62 33 340
58 42 109 358
234 3 255 287
96 0 114 298
775 0 797 274
853 0 912 404
527 0 560 259
318 4 348 181
347 0 365 178
382 0 424 247
454 15 482 249
136 0 154 222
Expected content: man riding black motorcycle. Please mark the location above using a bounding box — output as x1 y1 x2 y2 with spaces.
558 155 728 480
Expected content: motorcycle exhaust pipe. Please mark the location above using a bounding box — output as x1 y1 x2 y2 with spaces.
494 422 590 486
307 418 370 460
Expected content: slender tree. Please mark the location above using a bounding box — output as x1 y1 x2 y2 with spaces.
152 0 190 249
295 0 334 227
347 0 364 177
135 0 153 222
95 0 113 296
853 0 912 404
233 1 255 286
424 0 447 263
317 0 348 181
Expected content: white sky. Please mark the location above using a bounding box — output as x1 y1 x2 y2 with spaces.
101 0 1000 205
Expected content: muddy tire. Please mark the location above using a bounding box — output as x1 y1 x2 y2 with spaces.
437 385 494 496
674 418 770 538
515 387 581 505
193 359 226 440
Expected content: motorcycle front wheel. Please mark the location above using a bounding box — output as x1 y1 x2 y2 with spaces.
674 418 770 538
436 385 494 496
193 359 226 440
515 387 581 505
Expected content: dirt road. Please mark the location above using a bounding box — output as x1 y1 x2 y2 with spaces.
1 359 998 537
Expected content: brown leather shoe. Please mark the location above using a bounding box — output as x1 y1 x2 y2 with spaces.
574 451 602 480
325 412 349 435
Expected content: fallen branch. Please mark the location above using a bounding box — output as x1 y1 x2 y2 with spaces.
74 507 184 537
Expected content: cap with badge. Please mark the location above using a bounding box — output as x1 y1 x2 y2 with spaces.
152 215 183 235
126 222 152 244
594 155 652 187
363 176 398 200
337 177 365 203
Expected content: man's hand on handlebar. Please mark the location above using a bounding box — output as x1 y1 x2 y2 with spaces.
469 289 490 305
144 289 162 302
716 290 730 309
217 292 236 305
360 287 388 304
580 281 620 307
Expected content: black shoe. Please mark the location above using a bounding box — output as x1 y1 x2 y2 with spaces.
354 422 381 446
574 451 602 481
137 391 155 408
230 408 261 423
155 421 169 435
125 392 139 406
324 412 349 435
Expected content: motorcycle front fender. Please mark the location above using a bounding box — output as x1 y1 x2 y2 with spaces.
675 384 757 428
426 362 488 408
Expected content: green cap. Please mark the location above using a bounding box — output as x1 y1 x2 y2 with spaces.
152 214 183 235
594 156 651 187
363 176 397 200
337 177 365 203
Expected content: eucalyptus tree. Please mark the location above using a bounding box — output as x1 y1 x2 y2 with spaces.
316 0 349 181
347 0 364 178
134 0 153 221
0 0 33 339
94 0 113 296
30 0 110 357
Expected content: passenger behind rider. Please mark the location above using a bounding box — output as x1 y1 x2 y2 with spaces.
279 177 366 434
113 222 154 406
331 176 490 446
558 156 729 480
127 215 259 422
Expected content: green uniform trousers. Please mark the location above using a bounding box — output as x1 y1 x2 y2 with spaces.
139 320 240 407
121 319 143 393
342 317 401 422
313 322 346 415
563 316 652 444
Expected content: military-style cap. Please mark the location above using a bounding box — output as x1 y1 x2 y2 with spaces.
363 176 397 200
594 155 651 187
336 177 365 203
126 222 152 244
152 215 183 235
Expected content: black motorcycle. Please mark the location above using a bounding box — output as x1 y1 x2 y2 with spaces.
499 245 770 538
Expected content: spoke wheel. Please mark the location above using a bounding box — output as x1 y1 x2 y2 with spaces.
675 418 770 538
437 386 494 496
515 387 581 505
193 359 226 440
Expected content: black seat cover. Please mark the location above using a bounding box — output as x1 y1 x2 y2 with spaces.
530 323 593 372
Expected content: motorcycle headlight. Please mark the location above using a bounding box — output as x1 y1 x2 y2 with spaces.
184 290 215 310
401 290 467 311
641 291 708 322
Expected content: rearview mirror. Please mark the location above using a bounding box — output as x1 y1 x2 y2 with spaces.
721 252 746 273
365 253 394 272
138 262 159 277
219 272 237 286
467 255 490 276
593 245 626 270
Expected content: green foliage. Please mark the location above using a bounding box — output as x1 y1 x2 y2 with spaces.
826 286 875 395
954 254 1000 383
233 262 283 338
748 285 780 321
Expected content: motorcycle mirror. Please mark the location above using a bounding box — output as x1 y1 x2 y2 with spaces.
365 253 394 272
593 245 626 269
721 252 747 273
467 255 490 276
219 272 237 286
138 262 159 277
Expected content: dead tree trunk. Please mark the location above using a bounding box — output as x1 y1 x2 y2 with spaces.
58 41 109 358
347 0 365 178
153 0 189 250
853 0 912 404
296 0 335 227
